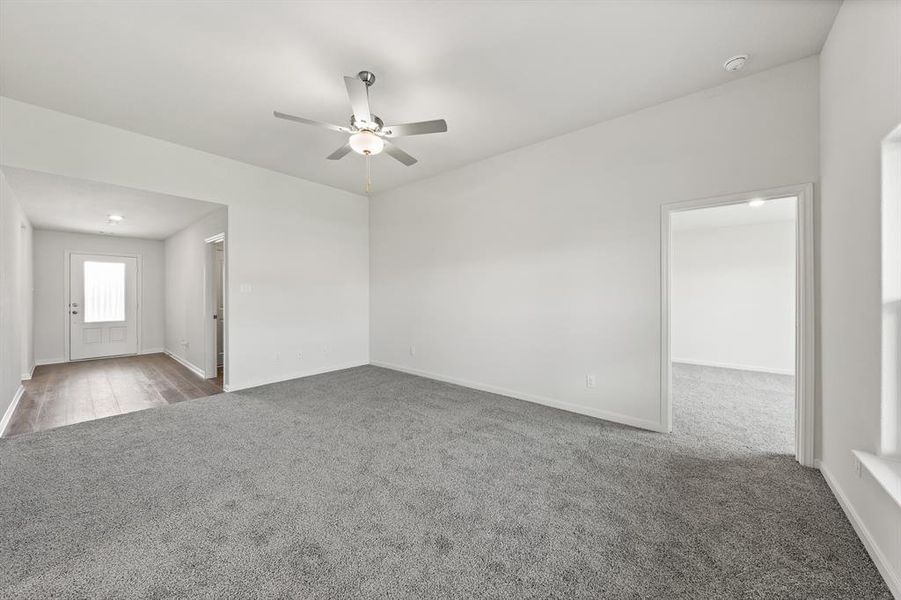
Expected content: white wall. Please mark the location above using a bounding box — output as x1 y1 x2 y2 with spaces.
818 0 901 594
32 230 165 363
369 57 819 431
0 96 370 391
164 207 227 375
672 220 795 374
0 171 33 432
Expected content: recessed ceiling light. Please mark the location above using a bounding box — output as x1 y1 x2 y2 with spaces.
723 54 748 72
107 214 124 223
748 198 766 208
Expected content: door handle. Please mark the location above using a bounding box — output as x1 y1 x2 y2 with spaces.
71 310 78 315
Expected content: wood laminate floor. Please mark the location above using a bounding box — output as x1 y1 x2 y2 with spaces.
5 353 223 437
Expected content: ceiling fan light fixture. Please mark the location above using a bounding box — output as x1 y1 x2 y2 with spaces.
349 131 384 156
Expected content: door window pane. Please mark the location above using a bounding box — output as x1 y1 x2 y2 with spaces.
84 261 126 323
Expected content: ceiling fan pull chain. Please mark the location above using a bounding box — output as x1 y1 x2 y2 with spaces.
365 153 372 194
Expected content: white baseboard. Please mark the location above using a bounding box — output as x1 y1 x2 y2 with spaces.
1 385 26 437
818 460 901 598
35 357 66 367
224 361 369 392
672 358 794 376
139 347 165 355
163 350 206 379
370 361 666 433
21 364 35 381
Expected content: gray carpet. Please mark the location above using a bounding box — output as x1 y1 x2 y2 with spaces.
0 364 889 599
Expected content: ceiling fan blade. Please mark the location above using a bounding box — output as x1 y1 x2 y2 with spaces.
382 119 448 137
273 111 350 133
382 140 418 166
326 143 353 160
344 76 372 123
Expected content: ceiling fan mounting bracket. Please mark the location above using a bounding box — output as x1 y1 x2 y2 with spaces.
357 71 376 87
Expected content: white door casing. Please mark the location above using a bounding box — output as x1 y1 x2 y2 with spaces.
215 243 224 367
660 183 816 467
69 253 138 360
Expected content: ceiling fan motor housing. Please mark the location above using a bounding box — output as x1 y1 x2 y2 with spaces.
351 114 383 133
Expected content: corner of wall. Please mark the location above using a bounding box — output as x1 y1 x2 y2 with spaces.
0 169 34 425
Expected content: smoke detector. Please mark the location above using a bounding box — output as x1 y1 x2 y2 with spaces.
723 55 748 72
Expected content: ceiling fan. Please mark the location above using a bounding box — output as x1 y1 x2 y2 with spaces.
274 70 448 191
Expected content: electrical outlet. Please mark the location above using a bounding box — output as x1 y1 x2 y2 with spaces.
323 345 329 354
297 352 303 360
410 345 416 356
239 283 253 293
586 374 596 389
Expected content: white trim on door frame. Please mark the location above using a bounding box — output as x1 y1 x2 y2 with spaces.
203 233 227 385
660 183 816 467
64 250 143 362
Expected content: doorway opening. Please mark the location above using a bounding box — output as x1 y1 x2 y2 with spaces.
661 184 815 466
1 165 229 436
204 233 226 389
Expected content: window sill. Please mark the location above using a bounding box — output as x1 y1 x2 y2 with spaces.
853 450 901 508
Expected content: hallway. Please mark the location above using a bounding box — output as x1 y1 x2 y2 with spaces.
5 354 222 436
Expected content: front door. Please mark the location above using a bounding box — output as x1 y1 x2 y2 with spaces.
69 253 138 360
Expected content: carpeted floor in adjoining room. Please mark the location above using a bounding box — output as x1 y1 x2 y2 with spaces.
0 364 890 598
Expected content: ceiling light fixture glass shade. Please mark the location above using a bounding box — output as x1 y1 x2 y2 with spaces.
349 131 384 155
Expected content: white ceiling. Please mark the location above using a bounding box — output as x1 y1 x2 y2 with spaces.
0 1 840 195
672 196 797 231
2 167 224 240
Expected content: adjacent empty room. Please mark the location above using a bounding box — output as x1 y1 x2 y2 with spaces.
668 194 802 457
